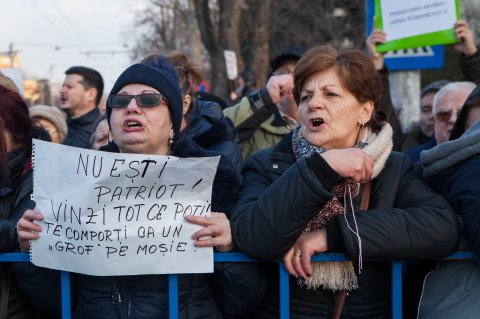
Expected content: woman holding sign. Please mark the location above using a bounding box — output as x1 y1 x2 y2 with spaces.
0 85 46 318
229 46 460 318
142 51 243 178
15 58 259 318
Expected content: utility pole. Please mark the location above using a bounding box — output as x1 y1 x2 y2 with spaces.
8 43 16 67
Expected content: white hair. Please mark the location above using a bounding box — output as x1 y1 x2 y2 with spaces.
432 81 476 113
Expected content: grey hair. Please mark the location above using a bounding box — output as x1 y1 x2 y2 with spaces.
432 81 476 113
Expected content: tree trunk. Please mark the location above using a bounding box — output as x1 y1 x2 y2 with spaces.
192 0 246 98
250 0 272 86
186 0 203 68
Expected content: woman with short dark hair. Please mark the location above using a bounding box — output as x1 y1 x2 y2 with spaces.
230 46 459 318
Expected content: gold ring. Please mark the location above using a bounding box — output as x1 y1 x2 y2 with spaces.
15 222 22 231
295 251 301 257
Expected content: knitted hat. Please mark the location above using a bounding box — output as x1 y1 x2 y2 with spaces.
0 72 19 93
106 61 183 138
29 104 68 143
270 45 308 72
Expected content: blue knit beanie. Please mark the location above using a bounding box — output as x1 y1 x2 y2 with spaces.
106 59 183 137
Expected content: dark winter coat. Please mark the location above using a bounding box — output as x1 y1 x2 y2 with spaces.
0 149 39 319
230 132 459 318
15 134 262 319
461 49 480 84
63 107 100 149
184 100 243 179
405 135 437 164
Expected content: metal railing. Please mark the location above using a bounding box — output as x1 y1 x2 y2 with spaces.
0 252 474 319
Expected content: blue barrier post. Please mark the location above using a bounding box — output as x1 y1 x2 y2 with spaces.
391 262 402 319
279 262 290 319
168 274 178 319
61 271 71 319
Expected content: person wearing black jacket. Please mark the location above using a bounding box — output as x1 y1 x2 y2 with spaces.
142 52 243 179
60 66 103 149
15 59 261 318
229 46 459 318
0 85 44 319
420 85 480 262
413 86 480 319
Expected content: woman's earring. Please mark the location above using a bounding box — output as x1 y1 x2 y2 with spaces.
169 129 175 145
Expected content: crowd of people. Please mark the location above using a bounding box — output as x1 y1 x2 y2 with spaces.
0 17 479 319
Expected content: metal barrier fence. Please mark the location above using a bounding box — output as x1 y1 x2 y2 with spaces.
0 252 474 319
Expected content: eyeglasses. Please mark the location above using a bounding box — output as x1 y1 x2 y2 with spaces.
435 109 460 122
108 93 168 108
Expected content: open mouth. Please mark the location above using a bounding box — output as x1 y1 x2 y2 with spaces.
310 118 324 127
125 120 142 128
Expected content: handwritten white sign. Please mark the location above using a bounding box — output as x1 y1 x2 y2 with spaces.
30 140 220 276
380 0 457 41
224 50 238 80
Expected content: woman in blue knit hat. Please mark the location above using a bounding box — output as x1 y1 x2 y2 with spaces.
15 58 261 318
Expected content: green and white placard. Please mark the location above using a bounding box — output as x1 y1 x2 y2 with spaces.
375 0 461 52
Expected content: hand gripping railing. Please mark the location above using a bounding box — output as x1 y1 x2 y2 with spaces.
0 252 474 319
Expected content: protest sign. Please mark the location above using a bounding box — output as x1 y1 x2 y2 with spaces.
375 0 460 52
224 50 238 80
30 140 220 276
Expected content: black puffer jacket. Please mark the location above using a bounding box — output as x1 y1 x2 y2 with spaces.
184 100 243 179
0 149 40 319
15 134 263 319
230 132 459 318
63 107 100 149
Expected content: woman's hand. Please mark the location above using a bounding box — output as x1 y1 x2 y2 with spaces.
454 20 477 56
321 148 374 184
283 228 328 280
17 209 44 252
184 212 234 252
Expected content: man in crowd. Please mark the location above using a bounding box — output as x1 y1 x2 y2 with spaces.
405 81 475 162
223 45 307 159
401 80 450 151
60 66 103 148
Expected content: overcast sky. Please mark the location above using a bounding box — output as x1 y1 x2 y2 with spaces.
0 0 145 94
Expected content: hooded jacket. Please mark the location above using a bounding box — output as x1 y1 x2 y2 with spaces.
420 118 480 262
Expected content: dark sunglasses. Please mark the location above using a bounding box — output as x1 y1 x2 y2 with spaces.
108 93 168 108
435 109 460 122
